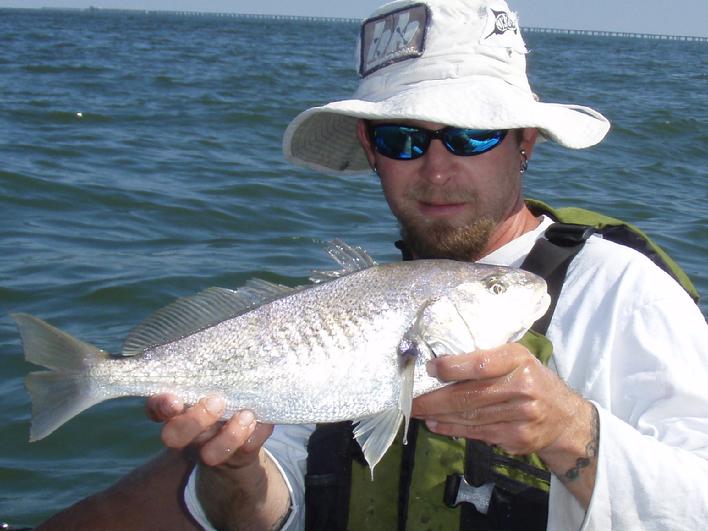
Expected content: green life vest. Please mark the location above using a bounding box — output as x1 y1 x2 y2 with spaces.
526 199 699 303
305 200 700 531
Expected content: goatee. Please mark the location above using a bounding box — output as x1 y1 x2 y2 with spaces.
400 217 495 262
398 181 498 261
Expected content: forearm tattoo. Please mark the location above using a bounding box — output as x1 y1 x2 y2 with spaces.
562 405 600 483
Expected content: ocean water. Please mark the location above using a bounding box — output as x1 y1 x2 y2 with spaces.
0 9 706 527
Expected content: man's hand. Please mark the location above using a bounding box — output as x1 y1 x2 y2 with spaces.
145 394 290 531
145 393 273 466
412 343 599 508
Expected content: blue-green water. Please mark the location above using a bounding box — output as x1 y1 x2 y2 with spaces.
0 9 706 527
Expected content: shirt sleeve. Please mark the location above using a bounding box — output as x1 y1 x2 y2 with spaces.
183 423 314 530
264 424 314 530
548 276 708 530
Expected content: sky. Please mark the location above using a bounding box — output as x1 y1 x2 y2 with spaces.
2 0 707 38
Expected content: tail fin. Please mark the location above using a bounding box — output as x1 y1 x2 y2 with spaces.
11 313 110 441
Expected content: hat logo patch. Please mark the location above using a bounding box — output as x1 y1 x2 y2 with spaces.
360 4 429 77
486 9 518 38
480 7 525 52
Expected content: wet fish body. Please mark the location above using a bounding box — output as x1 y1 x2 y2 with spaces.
13 242 549 469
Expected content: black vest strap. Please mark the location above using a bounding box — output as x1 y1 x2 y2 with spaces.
398 418 421 531
304 421 355 531
522 223 595 336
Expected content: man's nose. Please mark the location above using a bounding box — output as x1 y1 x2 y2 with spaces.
420 138 453 184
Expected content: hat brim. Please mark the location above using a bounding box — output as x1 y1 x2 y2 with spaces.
283 77 610 174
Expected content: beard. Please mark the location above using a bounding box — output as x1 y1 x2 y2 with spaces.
396 181 505 261
399 217 496 261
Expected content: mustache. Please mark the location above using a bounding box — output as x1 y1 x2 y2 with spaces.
404 182 479 204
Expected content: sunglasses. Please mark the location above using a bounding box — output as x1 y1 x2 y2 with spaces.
369 123 508 160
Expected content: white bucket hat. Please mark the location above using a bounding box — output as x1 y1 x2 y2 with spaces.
283 0 611 175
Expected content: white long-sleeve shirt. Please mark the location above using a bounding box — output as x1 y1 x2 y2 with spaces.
186 216 708 530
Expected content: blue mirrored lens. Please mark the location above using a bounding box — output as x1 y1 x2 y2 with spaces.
373 125 429 160
444 129 507 155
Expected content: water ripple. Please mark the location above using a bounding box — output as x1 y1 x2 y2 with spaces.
0 10 706 526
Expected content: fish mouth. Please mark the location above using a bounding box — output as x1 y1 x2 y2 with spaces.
534 292 552 321
509 291 550 343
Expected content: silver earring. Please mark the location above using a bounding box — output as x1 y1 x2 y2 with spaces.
520 149 529 175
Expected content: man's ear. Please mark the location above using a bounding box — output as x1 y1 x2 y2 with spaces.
519 128 539 159
356 119 377 170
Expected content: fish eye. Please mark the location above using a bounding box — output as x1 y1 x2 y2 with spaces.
483 275 508 295
490 282 506 295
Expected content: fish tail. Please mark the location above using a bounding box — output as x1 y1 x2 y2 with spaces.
11 313 110 442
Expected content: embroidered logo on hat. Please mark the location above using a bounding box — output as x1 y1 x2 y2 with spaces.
359 3 429 77
480 6 525 52
486 9 518 37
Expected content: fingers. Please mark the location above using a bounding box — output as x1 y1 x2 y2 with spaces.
424 419 535 455
425 415 565 456
424 398 539 427
149 393 274 468
428 343 536 383
161 394 226 449
199 410 254 466
145 393 184 422
200 416 274 467
425 418 499 442
413 359 542 419
242 422 276 452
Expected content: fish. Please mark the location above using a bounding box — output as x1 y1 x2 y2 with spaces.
12 240 550 471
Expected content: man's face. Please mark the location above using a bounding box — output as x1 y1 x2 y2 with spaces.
357 120 536 261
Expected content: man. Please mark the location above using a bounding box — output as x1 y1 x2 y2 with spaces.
37 0 708 530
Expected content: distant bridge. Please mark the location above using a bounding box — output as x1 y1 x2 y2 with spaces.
522 26 707 42
25 8 708 42
80 8 360 24
138 11 708 41
163 11 360 23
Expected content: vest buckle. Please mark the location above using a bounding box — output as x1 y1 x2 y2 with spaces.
443 474 494 514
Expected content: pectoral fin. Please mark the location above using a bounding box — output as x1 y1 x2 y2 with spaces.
353 408 403 478
399 345 416 445
352 295 481 476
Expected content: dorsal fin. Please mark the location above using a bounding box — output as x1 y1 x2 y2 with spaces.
121 282 296 357
310 239 377 284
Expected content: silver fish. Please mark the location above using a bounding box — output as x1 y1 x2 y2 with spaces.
12 241 549 471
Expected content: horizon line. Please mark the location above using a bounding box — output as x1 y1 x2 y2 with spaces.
3 6 707 41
